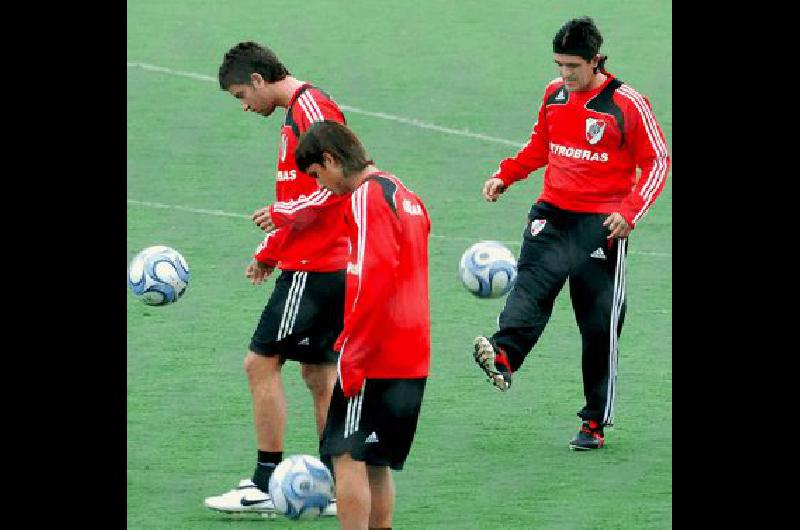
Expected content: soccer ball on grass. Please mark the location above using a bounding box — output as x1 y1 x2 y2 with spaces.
268 454 334 520
127 245 190 306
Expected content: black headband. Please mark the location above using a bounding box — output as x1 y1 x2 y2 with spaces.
552 44 598 60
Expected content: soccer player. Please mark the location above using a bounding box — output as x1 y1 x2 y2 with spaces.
290 121 431 530
203 42 348 516
473 17 670 450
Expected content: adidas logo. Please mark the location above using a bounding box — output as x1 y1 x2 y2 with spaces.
298 337 310 346
590 247 607 259
365 432 379 443
555 90 565 101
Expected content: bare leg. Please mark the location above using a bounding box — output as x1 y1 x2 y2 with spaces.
301 362 338 437
367 465 394 529
333 453 370 530
244 352 285 451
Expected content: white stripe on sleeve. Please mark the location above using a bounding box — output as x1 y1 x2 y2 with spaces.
296 93 319 124
616 87 668 224
300 92 325 122
272 189 332 214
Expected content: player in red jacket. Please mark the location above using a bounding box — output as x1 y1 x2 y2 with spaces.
473 17 670 450
292 121 430 530
204 42 347 516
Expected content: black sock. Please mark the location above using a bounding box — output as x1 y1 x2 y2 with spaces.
319 438 335 483
252 450 282 492
320 452 335 482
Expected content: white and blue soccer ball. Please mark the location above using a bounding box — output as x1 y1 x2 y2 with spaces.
459 240 518 298
268 454 334 520
127 245 190 306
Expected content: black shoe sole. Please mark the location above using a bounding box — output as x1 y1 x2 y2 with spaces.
569 443 603 450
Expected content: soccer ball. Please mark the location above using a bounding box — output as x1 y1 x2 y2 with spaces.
459 240 517 298
127 245 190 306
268 454 334 520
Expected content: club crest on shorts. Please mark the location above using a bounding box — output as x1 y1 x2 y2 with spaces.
585 118 606 145
530 219 547 237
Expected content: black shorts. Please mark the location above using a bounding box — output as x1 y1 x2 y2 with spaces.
320 377 426 470
249 269 345 364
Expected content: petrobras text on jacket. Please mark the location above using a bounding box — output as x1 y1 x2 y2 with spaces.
549 142 609 163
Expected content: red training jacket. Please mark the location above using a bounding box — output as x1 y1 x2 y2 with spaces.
336 172 431 397
493 72 670 226
253 83 349 272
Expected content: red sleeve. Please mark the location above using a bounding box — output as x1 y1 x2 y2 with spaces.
335 181 400 397
493 99 550 187
316 97 345 124
268 188 349 227
294 90 346 133
616 89 670 227
253 227 288 266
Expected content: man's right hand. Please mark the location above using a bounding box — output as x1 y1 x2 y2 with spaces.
482 177 507 202
245 259 275 285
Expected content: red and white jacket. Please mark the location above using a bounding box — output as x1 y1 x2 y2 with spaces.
336 173 431 397
493 72 670 226
253 83 349 272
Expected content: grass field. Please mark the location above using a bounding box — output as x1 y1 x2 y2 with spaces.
127 1 672 528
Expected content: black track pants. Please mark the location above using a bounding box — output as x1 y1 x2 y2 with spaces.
491 201 628 425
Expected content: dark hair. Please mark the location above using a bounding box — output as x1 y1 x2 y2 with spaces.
218 41 290 90
296 121 372 176
553 17 607 72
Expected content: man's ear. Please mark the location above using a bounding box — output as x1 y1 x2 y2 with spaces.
250 72 265 86
322 152 337 168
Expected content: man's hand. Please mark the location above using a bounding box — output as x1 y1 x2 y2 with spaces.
245 259 275 285
603 212 632 239
482 177 507 202
341 367 366 398
252 207 276 232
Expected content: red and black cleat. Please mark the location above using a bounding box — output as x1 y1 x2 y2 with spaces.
569 420 605 450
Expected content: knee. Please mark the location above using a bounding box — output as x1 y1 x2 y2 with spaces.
578 313 612 338
301 365 334 396
243 352 258 377
244 351 279 382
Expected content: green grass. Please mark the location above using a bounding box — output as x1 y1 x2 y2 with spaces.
127 1 671 528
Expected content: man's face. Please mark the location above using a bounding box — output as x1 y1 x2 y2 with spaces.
227 74 278 117
305 154 348 195
553 53 598 92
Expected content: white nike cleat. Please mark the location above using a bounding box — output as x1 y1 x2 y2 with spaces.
322 498 337 517
203 479 276 514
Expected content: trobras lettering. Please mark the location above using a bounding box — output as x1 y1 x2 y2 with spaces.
549 142 609 163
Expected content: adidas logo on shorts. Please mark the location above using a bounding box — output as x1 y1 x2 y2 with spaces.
590 247 607 259
365 432 379 443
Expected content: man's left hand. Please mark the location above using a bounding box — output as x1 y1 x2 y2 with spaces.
341 369 365 398
245 258 275 285
603 212 632 239
252 207 277 232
